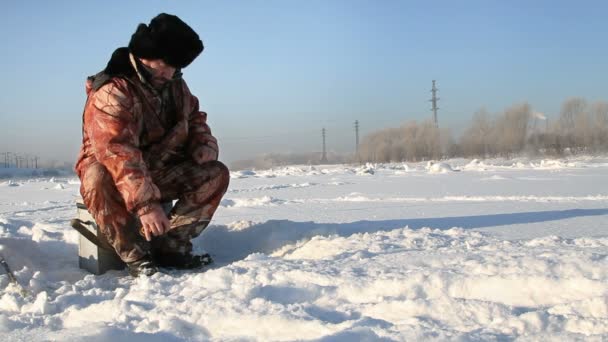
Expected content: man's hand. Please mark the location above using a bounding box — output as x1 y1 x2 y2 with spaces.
139 204 170 241
192 145 217 165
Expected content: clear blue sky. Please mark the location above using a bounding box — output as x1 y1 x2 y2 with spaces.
0 0 606 164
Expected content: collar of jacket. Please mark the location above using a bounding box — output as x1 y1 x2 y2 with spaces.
128 52 183 91
90 47 183 92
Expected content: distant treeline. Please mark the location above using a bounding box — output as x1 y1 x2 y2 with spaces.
231 152 351 170
229 97 608 170
358 97 608 162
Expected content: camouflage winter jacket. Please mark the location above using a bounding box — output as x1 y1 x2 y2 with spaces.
75 48 218 217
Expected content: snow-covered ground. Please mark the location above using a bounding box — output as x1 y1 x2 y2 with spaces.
1 156 607 341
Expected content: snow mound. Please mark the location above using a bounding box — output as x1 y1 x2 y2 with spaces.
355 163 375 175
427 161 457 174
230 170 257 179
384 163 411 171
226 220 256 231
0 180 20 187
533 159 578 169
230 182 318 194
221 196 286 208
464 159 490 171
253 166 329 178
48 177 69 184
335 193 375 202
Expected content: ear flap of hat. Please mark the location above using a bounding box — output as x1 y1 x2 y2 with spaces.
128 14 204 68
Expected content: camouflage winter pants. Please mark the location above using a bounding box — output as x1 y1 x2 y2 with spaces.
79 160 230 263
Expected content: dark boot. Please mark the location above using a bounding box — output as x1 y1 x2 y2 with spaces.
154 252 213 270
127 255 158 277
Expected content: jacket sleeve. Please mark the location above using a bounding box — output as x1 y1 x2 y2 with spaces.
181 81 219 159
86 79 161 216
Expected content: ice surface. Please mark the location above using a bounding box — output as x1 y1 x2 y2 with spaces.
0 156 607 340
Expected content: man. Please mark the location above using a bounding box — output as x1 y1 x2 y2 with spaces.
75 13 229 277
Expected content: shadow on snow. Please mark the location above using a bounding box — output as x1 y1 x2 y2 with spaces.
200 208 608 264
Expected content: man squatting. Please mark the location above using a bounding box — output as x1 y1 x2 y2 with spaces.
75 13 229 277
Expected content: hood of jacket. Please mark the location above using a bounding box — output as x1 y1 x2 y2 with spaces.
86 47 183 94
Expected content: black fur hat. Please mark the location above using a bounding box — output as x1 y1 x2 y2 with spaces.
128 13 204 68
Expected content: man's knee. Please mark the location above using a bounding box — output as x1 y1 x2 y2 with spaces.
213 160 230 180
201 160 229 184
